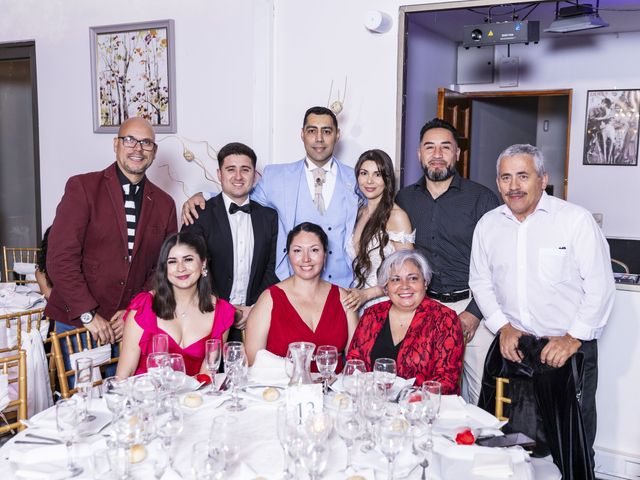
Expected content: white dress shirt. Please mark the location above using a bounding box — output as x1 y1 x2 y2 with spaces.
221 193 254 305
304 157 336 207
469 192 615 341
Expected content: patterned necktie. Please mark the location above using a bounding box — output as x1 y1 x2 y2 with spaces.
123 183 139 257
312 167 326 215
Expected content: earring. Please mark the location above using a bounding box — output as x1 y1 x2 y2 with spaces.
202 268 208 277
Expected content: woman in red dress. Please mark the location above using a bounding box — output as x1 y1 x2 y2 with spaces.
245 222 358 372
116 232 234 377
347 250 464 393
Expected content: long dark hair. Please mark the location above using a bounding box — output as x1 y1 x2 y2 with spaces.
352 149 396 288
152 232 214 319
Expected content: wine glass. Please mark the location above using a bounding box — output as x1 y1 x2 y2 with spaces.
335 396 364 473
191 440 224 480
113 402 143 479
210 416 239 475
56 398 83 477
373 357 397 399
152 333 169 353
165 353 186 396
342 358 366 397
204 339 222 396
360 379 387 452
131 374 158 443
378 416 409 480
155 396 184 469
103 376 128 421
422 380 442 451
315 345 338 395
399 387 428 453
75 357 96 422
300 436 330 480
223 341 247 411
146 352 169 390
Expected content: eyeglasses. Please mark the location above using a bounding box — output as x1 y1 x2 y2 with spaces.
118 135 157 151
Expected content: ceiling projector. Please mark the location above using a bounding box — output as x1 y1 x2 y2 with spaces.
463 20 540 47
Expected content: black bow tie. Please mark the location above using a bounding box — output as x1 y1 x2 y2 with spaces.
229 202 251 215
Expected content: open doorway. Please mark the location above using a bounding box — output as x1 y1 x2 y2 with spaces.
0 42 41 254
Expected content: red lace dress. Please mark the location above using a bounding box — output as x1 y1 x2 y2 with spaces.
124 291 234 376
265 284 348 373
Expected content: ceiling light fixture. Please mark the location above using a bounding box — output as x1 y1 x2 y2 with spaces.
544 1 609 33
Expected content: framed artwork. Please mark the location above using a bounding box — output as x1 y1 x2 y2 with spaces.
90 19 176 133
583 89 639 166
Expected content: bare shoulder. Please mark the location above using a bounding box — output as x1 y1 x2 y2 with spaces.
387 204 412 231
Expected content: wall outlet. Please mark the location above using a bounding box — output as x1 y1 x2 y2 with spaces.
593 212 604 229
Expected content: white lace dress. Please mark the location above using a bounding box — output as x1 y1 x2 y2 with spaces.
347 230 416 311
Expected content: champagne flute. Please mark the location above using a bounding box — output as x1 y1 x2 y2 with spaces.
422 380 442 451
204 338 222 396
152 333 169 353
276 404 294 479
315 345 338 395
373 357 397 399
56 398 83 477
335 396 364 473
378 416 409 480
75 357 96 422
342 358 366 397
360 379 387 452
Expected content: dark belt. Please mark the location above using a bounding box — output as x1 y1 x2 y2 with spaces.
427 289 470 303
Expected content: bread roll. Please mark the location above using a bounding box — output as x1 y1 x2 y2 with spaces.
262 387 280 402
129 444 146 463
183 392 203 408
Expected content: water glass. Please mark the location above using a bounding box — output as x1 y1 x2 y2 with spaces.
342 358 366 396
152 333 169 353
315 345 338 394
378 416 409 480
56 398 83 477
165 353 186 396
373 357 397 398
399 387 428 452
300 437 330 480
155 396 184 467
146 352 169 389
360 380 387 451
103 376 128 420
204 338 222 396
75 357 96 422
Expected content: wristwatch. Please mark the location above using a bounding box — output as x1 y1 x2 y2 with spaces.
80 310 96 325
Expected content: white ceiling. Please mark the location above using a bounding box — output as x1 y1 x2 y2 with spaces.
409 1 640 42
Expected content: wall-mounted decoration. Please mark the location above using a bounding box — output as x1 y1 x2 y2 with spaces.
584 89 639 166
90 20 176 133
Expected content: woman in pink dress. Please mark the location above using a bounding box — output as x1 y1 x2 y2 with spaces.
245 222 359 372
116 232 234 377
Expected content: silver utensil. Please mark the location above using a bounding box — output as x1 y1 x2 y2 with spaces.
14 440 58 445
24 432 62 444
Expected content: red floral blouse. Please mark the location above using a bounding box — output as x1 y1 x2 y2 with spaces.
346 297 464 394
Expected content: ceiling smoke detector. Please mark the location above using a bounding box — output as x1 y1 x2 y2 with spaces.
544 2 609 33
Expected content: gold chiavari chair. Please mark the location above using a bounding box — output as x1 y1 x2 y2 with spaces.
495 376 511 421
2 246 41 284
50 327 120 398
0 348 27 435
0 308 56 394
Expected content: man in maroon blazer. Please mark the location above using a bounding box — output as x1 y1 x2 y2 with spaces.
45 117 177 345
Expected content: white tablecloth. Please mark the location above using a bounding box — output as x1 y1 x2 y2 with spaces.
0 390 562 479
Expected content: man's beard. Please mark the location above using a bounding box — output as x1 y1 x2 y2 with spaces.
422 163 456 182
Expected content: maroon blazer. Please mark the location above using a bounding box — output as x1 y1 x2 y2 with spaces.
45 163 177 327
346 297 464 394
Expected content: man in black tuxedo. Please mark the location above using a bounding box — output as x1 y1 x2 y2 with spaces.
182 142 278 337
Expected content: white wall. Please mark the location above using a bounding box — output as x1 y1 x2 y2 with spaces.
0 0 273 228
460 32 640 238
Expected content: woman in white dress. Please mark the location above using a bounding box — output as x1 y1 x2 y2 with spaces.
343 149 414 312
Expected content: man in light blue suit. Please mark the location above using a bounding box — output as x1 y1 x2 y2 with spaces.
182 106 358 288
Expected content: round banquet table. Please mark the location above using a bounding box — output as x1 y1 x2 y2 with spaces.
0 376 561 480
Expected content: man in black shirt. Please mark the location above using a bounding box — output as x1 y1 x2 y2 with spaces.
396 118 499 404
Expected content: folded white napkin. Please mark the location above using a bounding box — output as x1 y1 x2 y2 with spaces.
12 263 36 276
439 394 468 420
0 372 9 410
331 373 415 396
14 464 70 480
248 349 289 386
472 451 515 477
9 439 100 465
69 344 112 395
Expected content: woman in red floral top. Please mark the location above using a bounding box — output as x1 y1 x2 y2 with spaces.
346 250 464 394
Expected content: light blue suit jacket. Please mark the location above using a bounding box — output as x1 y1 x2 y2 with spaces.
251 157 359 286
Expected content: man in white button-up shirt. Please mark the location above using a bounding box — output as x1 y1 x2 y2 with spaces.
470 144 614 467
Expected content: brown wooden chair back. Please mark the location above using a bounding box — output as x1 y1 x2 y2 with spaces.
2 246 40 284
0 348 28 435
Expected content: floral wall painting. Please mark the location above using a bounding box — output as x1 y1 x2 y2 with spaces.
584 89 639 166
90 20 176 133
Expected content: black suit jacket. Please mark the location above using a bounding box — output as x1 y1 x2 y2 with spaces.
181 194 278 306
